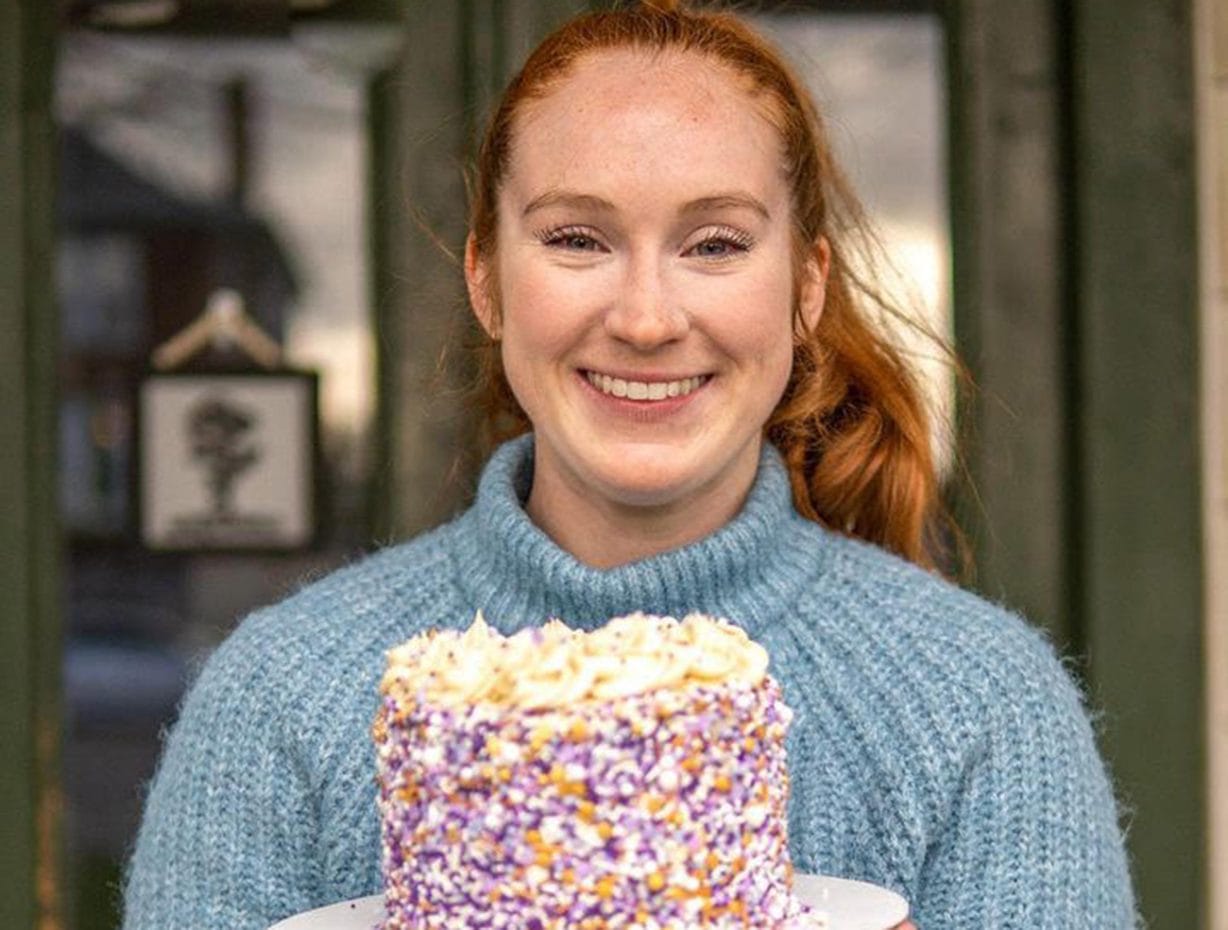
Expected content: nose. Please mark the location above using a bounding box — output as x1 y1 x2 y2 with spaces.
604 251 689 349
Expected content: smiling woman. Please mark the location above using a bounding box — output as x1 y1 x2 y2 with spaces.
121 3 1138 930
464 46 824 567
467 10 947 572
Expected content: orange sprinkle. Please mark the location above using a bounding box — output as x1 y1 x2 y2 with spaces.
568 720 589 741
646 871 666 892
595 876 617 899
597 822 613 840
530 725 553 752
713 774 732 792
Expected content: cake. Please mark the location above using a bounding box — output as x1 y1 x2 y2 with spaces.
373 612 824 930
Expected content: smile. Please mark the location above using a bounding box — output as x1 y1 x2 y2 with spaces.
583 370 709 400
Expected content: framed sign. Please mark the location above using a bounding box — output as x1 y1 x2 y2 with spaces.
138 370 320 551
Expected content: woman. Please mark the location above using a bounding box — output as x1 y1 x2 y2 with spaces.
123 3 1136 928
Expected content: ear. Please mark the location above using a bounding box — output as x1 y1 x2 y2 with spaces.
797 237 830 332
465 234 499 339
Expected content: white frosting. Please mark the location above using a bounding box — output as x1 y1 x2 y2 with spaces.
381 612 769 709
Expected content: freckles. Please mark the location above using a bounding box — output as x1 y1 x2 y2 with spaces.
695 279 793 346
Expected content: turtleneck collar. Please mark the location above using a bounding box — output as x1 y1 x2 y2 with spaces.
446 434 837 636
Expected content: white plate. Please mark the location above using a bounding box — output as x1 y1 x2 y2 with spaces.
793 874 910 929
268 874 909 930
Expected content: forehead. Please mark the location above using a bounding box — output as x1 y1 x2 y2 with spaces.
504 48 787 207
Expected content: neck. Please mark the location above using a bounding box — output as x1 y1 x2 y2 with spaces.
524 446 759 570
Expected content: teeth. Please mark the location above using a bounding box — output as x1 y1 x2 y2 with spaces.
585 372 706 400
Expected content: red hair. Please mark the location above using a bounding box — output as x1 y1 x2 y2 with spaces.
468 0 959 572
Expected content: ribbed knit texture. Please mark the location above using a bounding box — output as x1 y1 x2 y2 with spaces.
123 435 1137 929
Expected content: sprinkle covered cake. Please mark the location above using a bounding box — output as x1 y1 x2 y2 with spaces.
373 612 823 930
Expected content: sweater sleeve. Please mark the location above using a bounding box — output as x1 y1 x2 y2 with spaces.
914 632 1137 929
122 615 321 930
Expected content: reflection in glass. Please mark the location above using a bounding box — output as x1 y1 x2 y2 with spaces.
754 12 952 468
55 32 372 930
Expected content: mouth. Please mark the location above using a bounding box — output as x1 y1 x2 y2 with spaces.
582 370 711 401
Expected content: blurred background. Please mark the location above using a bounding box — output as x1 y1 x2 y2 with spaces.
0 0 1222 928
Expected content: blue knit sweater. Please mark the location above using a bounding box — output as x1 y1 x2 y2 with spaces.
122 436 1137 929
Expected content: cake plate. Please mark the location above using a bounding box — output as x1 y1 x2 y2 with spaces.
268 874 909 930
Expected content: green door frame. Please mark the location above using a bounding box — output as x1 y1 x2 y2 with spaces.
0 2 61 928
1070 1 1204 925
948 0 1204 926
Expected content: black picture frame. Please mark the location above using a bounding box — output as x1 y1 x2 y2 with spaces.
136 369 321 552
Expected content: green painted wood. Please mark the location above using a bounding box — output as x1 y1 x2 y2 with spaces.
0 7 36 923
374 0 588 540
944 0 1076 652
947 0 1205 923
0 2 61 928
1070 1 1205 927
367 68 399 547
378 3 476 539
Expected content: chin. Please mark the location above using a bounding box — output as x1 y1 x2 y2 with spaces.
586 449 716 509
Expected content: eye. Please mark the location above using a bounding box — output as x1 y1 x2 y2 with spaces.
692 239 739 258
685 226 755 261
536 225 607 253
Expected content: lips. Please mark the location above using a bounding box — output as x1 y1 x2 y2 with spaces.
583 370 710 400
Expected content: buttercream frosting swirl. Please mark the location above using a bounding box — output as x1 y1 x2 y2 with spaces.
381 612 769 709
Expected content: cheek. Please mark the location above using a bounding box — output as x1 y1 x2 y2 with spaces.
498 261 566 357
496 259 596 402
498 249 604 337
700 271 796 372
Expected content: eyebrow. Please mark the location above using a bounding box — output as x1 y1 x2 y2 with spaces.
522 190 615 217
521 189 771 221
681 193 771 221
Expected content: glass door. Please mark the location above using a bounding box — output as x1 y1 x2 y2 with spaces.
54 20 383 928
